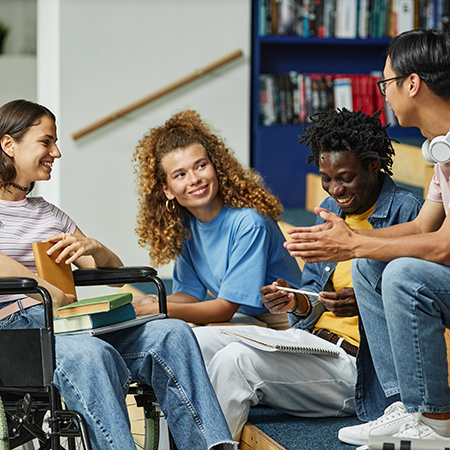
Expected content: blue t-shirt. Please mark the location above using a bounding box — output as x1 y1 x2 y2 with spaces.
172 206 302 316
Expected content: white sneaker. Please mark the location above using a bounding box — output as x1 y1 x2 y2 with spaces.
338 401 414 445
361 418 450 450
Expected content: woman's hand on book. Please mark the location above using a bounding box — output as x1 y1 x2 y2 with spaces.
43 229 123 269
44 232 102 265
261 279 297 314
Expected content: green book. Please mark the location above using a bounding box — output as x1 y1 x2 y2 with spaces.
54 302 136 334
57 292 132 318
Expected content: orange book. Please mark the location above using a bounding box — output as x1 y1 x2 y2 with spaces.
32 241 77 298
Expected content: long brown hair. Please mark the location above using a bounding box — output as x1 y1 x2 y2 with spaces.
133 110 282 267
0 99 56 192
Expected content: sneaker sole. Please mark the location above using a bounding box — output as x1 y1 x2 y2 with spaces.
338 429 367 445
369 435 450 449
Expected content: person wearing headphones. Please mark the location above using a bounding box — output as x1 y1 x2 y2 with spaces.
283 28 450 448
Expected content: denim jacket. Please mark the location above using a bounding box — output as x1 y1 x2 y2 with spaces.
288 174 424 421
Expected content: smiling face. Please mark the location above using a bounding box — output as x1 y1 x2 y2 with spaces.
1 114 60 188
161 143 223 222
319 150 381 215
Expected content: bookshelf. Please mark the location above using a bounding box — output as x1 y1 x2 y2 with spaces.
250 0 427 208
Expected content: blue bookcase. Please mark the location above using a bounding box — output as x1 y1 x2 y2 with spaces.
250 0 424 208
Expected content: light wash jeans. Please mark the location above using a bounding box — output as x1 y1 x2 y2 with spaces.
194 325 357 441
0 302 236 450
352 257 450 414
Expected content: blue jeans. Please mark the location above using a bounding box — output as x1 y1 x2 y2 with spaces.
0 302 235 450
352 257 450 414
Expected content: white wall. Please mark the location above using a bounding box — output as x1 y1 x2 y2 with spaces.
0 55 36 105
36 0 251 281
0 0 37 55
0 0 37 106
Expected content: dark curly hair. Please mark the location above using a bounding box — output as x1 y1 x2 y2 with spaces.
300 108 395 175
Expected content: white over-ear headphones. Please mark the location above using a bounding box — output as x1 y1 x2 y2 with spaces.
422 130 450 164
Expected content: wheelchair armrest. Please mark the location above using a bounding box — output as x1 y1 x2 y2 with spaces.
72 266 167 316
0 277 38 294
72 266 157 286
0 277 53 328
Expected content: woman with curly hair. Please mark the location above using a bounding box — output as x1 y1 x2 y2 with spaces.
133 110 301 325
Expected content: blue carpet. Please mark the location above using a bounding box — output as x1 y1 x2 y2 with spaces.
248 406 362 450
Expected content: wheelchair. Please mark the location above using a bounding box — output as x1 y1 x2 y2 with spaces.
0 266 176 450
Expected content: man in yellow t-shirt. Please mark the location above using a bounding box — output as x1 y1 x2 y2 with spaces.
194 108 424 441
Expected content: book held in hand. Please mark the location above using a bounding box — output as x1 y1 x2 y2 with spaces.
220 329 340 358
32 241 77 297
54 302 136 334
57 292 133 318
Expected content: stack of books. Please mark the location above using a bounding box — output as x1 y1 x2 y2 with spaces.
54 293 135 334
32 240 164 336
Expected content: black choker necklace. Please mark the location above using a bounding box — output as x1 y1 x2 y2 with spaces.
9 182 31 193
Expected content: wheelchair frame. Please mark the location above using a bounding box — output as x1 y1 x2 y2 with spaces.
0 267 175 450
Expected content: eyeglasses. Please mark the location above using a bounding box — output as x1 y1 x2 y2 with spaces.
376 76 406 96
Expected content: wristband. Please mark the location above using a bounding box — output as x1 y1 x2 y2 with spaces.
288 293 312 317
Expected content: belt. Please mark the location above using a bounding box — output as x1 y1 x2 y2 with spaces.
313 329 358 357
0 298 42 321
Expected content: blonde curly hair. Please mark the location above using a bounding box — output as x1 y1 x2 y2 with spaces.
133 110 283 267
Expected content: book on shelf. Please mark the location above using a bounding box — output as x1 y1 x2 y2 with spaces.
54 302 136 334
258 0 443 38
57 292 133 318
32 241 77 297
358 0 370 38
220 329 340 357
333 76 353 110
278 0 296 34
335 0 357 38
395 0 414 34
258 71 393 126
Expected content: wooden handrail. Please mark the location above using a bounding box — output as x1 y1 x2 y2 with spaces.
72 49 244 140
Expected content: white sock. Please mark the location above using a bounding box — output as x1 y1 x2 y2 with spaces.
421 414 450 437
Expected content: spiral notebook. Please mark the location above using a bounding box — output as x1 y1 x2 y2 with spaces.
220 329 340 358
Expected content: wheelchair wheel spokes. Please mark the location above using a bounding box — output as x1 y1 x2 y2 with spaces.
127 386 161 450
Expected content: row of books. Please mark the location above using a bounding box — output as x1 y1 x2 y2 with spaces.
259 0 450 39
259 71 397 126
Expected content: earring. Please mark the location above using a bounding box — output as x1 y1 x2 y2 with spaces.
165 199 176 213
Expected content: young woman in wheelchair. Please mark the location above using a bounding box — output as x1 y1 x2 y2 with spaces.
132 110 301 328
0 99 236 450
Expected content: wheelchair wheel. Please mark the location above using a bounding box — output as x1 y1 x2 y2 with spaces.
0 396 8 450
127 392 160 450
3 392 87 450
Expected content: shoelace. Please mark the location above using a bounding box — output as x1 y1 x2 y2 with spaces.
367 402 406 426
394 420 432 438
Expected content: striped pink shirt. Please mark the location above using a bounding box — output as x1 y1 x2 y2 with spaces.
0 196 76 303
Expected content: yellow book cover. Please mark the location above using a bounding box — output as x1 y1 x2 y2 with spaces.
32 241 77 298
